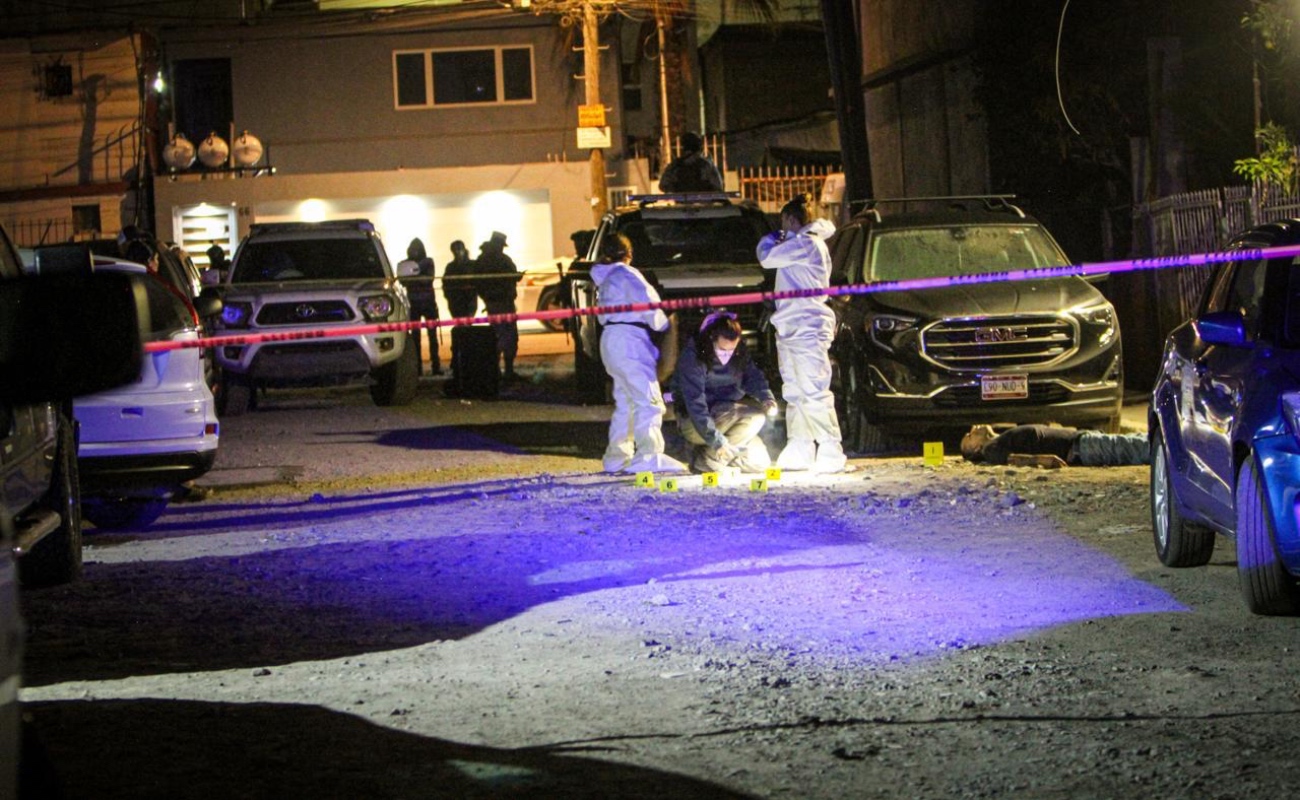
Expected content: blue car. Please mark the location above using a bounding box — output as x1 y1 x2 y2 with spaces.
1150 219 1300 615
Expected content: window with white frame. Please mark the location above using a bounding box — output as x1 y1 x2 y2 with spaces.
393 46 534 109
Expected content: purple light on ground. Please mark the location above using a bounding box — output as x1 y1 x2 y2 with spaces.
26 480 1182 685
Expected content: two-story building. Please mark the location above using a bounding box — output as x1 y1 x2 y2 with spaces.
2 4 648 278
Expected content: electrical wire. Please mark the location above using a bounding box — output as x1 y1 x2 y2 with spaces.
1055 0 1082 136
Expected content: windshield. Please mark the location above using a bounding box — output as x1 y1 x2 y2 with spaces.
614 214 769 268
867 225 1069 282
231 238 386 283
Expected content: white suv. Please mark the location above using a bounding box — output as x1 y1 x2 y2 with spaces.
75 257 220 529
215 219 417 414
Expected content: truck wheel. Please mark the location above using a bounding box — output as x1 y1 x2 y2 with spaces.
537 286 566 332
20 414 83 588
220 375 253 417
371 335 419 406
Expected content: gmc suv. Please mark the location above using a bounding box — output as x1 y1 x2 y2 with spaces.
564 193 775 402
215 219 417 414
827 197 1123 452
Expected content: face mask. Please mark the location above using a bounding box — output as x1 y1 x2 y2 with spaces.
714 347 735 366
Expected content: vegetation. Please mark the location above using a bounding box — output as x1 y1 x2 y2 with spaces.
1233 122 1298 196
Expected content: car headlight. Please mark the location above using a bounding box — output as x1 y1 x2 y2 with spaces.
867 313 919 353
358 294 395 321
220 301 253 328
1073 302 1117 346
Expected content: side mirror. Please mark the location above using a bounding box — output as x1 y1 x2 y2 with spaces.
1195 310 1249 348
194 286 223 319
0 273 148 403
570 229 595 258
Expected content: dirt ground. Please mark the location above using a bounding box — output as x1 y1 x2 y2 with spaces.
17 361 1300 799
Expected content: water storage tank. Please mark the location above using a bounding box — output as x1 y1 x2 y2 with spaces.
197 133 229 168
232 131 264 168
162 133 196 170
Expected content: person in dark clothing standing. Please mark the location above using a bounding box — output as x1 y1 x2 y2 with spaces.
476 231 523 381
658 132 724 193
441 239 480 397
398 237 441 376
442 240 478 319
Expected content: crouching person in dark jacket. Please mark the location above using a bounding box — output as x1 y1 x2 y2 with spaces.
672 311 777 474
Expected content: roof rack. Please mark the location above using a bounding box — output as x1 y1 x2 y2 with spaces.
628 192 739 207
851 194 1026 219
248 219 376 235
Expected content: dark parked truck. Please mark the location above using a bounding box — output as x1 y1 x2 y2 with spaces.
564 193 775 403
826 197 1124 452
214 219 417 415
0 227 147 798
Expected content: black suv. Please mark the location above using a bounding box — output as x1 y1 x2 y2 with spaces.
564 193 775 402
827 197 1123 452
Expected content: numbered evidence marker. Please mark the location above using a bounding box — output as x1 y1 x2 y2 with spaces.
923 441 945 467
634 472 656 488
701 472 720 488
765 466 782 482
659 477 680 493
749 477 769 493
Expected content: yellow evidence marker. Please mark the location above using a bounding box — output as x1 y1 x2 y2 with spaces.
749 477 769 493
659 477 680 493
701 472 720 488
923 441 945 467
765 466 782 482
634 472 655 488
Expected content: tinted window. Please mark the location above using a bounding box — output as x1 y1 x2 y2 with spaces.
614 214 769 267
1224 257 1267 332
502 47 533 101
232 239 384 282
173 59 233 148
143 276 192 340
395 52 427 107
1284 259 1300 346
867 224 1069 281
434 50 496 104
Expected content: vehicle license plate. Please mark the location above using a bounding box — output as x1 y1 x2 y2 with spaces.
981 374 1029 400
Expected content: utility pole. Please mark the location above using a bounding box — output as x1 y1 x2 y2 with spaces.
583 1 608 223
655 4 672 171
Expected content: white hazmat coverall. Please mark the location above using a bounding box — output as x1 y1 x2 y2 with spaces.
592 261 688 474
756 218 847 473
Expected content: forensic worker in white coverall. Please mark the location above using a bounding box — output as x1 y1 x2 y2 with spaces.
756 193 847 473
591 234 688 474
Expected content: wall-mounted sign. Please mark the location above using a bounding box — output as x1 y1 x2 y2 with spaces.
577 104 606 128
577 126 611 149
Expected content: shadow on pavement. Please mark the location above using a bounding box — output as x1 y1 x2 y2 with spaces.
28 698 755 800
374 421 610 459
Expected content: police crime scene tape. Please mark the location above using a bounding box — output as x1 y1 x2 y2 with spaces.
142 243 1298 353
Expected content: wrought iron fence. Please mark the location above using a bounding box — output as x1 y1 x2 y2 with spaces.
737 164 839 215
1125 182 1300 388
